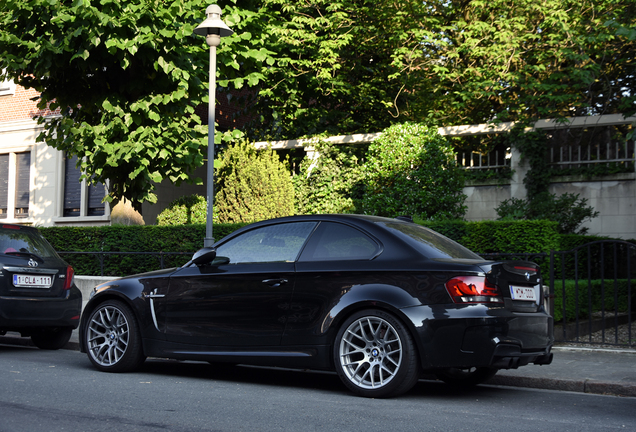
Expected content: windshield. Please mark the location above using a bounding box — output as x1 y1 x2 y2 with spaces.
0 226 59 258
379 222 482 260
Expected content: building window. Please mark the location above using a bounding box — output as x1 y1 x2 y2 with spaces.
0 76 16 96
0 151 31 220
63 154 107 217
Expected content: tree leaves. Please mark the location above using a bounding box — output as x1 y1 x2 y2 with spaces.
0 0 268 205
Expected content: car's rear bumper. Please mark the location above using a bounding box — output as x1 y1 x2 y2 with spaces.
0 286 82 331
402 304 554 371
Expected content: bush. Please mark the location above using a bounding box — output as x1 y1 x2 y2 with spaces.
293 142 365 214
456 220 559 255
553 237 636 280
157 194 208 225
361 123 467 220
495 191 599 235
553 279 633 322
215 140 295 223
40 224 247 276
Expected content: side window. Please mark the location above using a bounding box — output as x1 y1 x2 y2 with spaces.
216 222 317 264
299 222 379 262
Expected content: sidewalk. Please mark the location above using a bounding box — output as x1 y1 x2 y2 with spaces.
2 332 634 397
492 346 636 397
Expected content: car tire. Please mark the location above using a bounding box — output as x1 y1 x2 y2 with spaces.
31 327 73 350
333 309 419 398
84 300 146 372
435 367 498 387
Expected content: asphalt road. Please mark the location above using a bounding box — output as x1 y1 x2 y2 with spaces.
1 344 634 432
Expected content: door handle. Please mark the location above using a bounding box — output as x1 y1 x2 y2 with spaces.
262 278 288 287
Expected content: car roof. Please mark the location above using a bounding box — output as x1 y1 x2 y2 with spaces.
213 214 413 246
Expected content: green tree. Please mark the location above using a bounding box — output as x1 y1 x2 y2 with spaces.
0 0 273 207
244 0 438 140
2 0 634 211
215 140 294 223
361 123 467 220
421 0 636 124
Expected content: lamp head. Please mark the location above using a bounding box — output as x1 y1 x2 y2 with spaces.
193 4 233 38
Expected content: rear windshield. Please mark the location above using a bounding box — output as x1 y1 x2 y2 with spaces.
0 227 59 258
378 222 482 260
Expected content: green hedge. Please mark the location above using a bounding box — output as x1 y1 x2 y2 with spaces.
553 279 634 322
41 219 563 276
41 223 247 276
553 235 636 280
420 219 559 271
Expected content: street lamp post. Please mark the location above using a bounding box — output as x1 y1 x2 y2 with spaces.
194 5 233 248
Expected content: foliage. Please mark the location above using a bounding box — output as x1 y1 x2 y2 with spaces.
463 167 514 183
0 0 271 206
454 220 560 256
414 219 469 243
550 162 635 179
2 0 634 208
361 123 467 220
508 127 552 200
215 140 294 223
422 0 636 124
40 224 247 276
157 194 208 226
496 192 600 235
247 0 436 140
553 237 636 281
41 218 566 275
293 142 365 215
250 1 636 136
553 279 634 322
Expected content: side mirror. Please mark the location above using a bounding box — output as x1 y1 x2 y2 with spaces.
192 247 217 267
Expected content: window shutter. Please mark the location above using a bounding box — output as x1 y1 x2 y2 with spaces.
0 154 8 219
63 154 81 217
14 152 30 218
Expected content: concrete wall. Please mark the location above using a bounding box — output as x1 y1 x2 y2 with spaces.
463 182 511 222
462 173 636 239
549 173 635 239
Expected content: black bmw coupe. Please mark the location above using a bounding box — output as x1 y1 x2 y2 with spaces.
79 215 553 397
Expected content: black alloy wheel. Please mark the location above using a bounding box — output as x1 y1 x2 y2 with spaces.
334 309 419 398
84 300 145 372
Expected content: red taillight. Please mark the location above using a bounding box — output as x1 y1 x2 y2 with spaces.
445 276 503 304
64 266 75 290
514 266 536 272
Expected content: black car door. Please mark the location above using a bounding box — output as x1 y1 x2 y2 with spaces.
162 221 317 347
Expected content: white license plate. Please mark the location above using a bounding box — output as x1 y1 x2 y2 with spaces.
510 285 537 301
13 274 53 288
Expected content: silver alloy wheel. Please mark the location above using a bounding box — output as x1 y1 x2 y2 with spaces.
87 304 131 367
338 316 403 389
